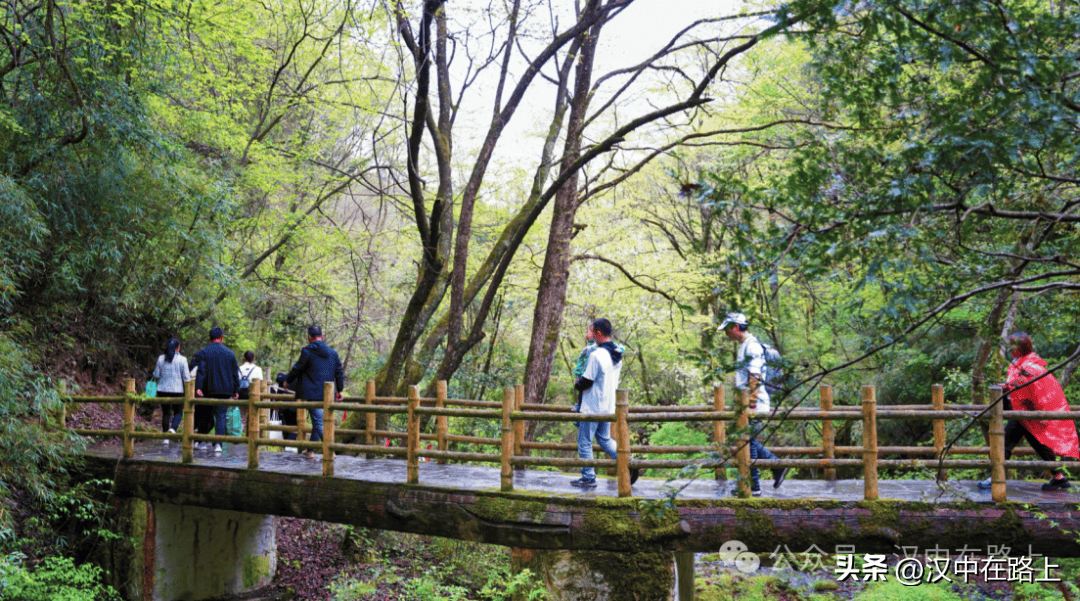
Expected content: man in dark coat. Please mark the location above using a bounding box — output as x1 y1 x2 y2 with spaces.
191 326 239 452
286 325 345 457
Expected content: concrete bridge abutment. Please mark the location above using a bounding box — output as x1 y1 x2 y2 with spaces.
104 499 276 601
512 548 698 601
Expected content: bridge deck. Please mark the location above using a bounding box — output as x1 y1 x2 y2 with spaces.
86 441 1080 505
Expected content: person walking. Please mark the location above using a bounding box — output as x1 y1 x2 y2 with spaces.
238 351 262 399
190 326 240 453
979 331 1079 491
719 312 789 496
570 318 639 488
153 338 192 439
270 371 298 444
285 325 344 458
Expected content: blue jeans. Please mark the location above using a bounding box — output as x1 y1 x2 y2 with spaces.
749 420 778 490
214 405 228 438
577 419 617 481
308 407 323 442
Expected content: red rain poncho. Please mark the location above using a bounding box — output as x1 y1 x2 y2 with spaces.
1006 353 1080 459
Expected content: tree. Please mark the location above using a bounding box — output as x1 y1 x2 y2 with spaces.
684 0 1080 403
367 0 812 410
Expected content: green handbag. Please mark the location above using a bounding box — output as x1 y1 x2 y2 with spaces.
145 379 158 398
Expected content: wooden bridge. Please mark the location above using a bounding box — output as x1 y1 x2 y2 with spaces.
68 379 1080 600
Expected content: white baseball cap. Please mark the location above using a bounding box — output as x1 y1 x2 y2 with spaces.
718 312 748 332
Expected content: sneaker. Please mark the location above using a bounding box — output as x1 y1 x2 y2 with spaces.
629 468 641 485
570 478 597 489
1042 477 1070 491
731 487 762 497
168 428 176 434
301 449 315 459
977 477 993 490
213 443 223 454
193 442 202 450
774 467 790 489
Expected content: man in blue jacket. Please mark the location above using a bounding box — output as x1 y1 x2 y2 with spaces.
191 326 240 453
286 325 345 457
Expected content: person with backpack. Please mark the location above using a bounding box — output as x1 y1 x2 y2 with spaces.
719 312 789 496
238 351 262 399
234 351 262 436
570 318 639 489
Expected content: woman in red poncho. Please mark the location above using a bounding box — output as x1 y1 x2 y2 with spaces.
979 331 1079 491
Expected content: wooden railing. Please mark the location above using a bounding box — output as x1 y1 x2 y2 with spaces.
62 380 1080 502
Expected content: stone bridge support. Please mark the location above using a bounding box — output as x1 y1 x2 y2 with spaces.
512 549 699 601
103 499 276 601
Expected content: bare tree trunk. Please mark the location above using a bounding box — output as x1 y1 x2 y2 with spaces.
522 4 602 408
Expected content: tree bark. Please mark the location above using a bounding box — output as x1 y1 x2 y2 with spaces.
522 4 603 408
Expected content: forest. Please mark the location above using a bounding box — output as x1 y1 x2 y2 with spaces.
1 0 1079 599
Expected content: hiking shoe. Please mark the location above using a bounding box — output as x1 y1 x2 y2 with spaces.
731 487 762 497
570 478 597 489
977 478 993 490
213 443 223 453
774 467 790 489
629 468 641 485
1043 477 1070 491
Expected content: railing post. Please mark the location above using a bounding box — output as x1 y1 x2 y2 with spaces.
248 379 261 469
989 384 1007 502
182 380 194 463
616 390 631 497
862 385 878 500
53 379 68 430
821 385 835 481
258 391 268 441
513 384 525 462
123 379 136 459
365 380 376 459
436 380 448 464
501 387 515 492
713 385 726 481
736 387 751 497
407 385 420 484
297 404 308 443
932 384 946 481
323 381 335 476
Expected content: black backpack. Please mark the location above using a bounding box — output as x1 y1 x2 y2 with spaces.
238 365 255 400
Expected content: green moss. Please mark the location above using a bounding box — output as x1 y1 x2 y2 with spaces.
470 496 549 523
733 506 778 547
814 579 840 591
854 578 962 600
568 550 674 601
696 574 785 601
242 555 272 588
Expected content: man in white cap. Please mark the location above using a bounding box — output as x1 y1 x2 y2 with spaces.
719 312 788 496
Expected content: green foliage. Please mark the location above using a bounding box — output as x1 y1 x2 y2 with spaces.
852 578 961 601
326 570 377 599
0 335 85 528
0 553 120 601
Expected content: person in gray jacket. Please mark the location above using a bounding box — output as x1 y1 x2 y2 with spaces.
153 338 192 436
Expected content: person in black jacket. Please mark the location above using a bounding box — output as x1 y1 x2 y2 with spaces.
285 325 344 457
191 326 240 453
